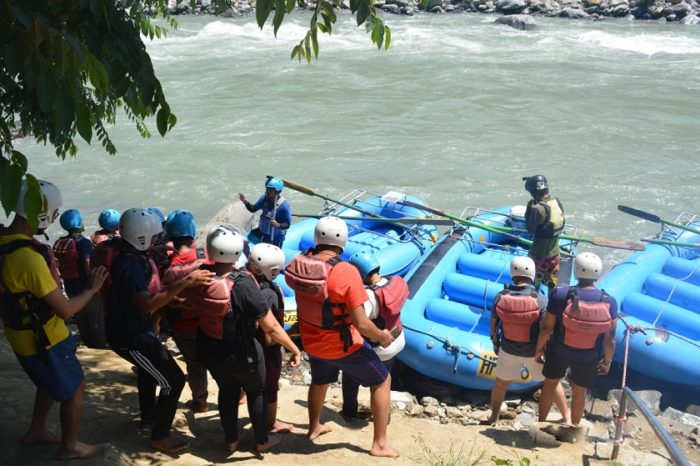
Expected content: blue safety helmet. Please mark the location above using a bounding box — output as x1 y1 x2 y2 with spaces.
98 208 121 231
265 177 284 193
349 251 380 280
146 207 166 224
166 209 196 239
59 209 83 231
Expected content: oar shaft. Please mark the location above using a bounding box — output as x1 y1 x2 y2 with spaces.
643 239 700 248
618 205 700 236
294 214 454 225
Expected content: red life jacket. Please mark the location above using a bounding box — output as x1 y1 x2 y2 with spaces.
370 275 408 334
196 271 251 340
560 288 612 350
52 236 81 281
284 251 352 351
161 249 208 332
91 230 116 246
494 285 541 343
0 239 62 353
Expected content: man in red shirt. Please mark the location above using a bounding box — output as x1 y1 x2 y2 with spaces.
285 216 398 458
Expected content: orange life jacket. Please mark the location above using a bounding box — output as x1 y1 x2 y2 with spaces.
370 275 408 334
559 288 612 350
284 251 352 351
494 285 541 343
52 236 80 281
161 256 207 329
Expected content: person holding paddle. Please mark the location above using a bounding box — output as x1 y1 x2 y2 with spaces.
238 177 292 247
523 174 565 290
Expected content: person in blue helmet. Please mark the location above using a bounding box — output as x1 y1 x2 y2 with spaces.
91 208 120 245
238 177 292 247
341 250 408 423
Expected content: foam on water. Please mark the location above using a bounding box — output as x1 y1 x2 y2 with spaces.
577 30 700 55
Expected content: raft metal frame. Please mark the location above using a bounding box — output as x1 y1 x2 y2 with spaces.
611 386 691 465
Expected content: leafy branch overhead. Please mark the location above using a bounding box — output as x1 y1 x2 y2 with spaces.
0 0 177 227
255 0 391 63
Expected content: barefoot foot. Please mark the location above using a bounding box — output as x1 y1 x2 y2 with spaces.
22 430 59 446
58 441 107 460
270 420 294 433
307 424 332 441
256 435 280 452
226 439 240 454
150 435 190 453
370 444 400 458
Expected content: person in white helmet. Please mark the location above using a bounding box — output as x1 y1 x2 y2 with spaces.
246 242 299 433
0 179 108 460
105 208 213 453
535 252 618 432
485 256 570 425
193 225 301 453
285 216 399 458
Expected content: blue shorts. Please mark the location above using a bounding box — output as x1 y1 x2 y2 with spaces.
309 342 388 387
16 335 85 402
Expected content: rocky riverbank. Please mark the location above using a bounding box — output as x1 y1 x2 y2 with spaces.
167 0 700 26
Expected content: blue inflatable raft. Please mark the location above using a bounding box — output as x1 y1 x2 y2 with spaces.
398 206 577 391
598 216 700 387
274 190 441 332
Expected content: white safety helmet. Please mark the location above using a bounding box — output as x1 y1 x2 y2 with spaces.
314 216 348 251
207 224 244 264
574 252 603 280
119 208 163 251
13 179 63 230
248 243 286 281
510 256 536 281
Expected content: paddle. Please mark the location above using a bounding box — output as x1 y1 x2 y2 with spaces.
618 205 700 236
483 224 645 251
293 213 455 226
642 238 700 249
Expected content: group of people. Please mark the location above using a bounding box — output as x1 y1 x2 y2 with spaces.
0 173 618 460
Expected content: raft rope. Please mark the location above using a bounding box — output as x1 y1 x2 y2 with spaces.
650 259 700 328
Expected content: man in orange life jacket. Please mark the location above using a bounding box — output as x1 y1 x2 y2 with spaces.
0 179 108 460
105 208 213 453
246 242 296 433
90 208 120 245
194 225 301 453
486 256 570 425
285 216 399 458
523 174 565 290
535 252 618 431
341 250 408 423
160 209 210 413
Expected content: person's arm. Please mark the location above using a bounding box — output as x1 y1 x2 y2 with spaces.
273 202 292 230
526 203 542 235
534 312 557 363
490 315 500 354
258 310 301 366
79 238 93 278
348 304 393 347
43 266 108 320
238 192 256 212
597 320 618 375
133 269 213 315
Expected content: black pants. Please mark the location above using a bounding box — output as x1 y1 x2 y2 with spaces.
200 340 267 445
74 295 107 349
341 356 395 416
115 336 185 440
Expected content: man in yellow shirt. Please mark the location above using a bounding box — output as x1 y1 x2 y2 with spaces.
0 180 107 460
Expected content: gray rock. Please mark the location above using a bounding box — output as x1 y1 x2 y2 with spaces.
446 406 463 418
425 0 443 8
662 407 700 429
610 3 630 15
431 5 445 11
682 13 700 23
424 405 440 417
341 0 351 8
381 3 401 13
560 6 590 17
496 0 527 13
421 396 439 407
608 389 662 416
410 404 425 416
302 370 312 385
672 2 690 16
495 13 537 29
387 0 411 6
515 412 537 427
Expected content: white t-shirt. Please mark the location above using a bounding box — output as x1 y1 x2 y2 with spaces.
363 277 406 362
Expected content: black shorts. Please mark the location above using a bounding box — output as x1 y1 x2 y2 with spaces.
542 356 599 389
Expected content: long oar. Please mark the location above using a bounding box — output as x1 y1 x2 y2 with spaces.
483 224 645 251
642 238 700 249
294 213 455 226
618 205 700 236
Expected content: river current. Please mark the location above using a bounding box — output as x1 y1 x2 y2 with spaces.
12 13 700 266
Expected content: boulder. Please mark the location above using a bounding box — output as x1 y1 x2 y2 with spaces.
495 13 537 28
682 13 700 23
421 396 440 407
671 2 690 17
608 389 662 416
560 6 590 17
662 407 700 429
381 3 401 13
496 0 527 13
387 0 411 6
425 0 443 9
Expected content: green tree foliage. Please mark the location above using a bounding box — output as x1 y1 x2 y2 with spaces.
0 0 388 227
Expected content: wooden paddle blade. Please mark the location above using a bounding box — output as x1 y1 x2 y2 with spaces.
272 176 316 196
587 236 646 250
617 205 662 224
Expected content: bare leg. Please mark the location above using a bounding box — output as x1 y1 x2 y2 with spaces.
267 401 293 433
487 378 510 425
553 382 571 424
58 382 103 460
538 377 560 422
306 384 332 441
569 383 587 426
368 375 399 458
22 389 58 445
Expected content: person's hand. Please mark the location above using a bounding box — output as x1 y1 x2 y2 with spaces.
378 329 394 348
238 192 246 202
89 266 108 293
597 359 612 375
287 350 301 367
492 341 500 355
534 349 546 364
180 269 214 288
271 219 280 228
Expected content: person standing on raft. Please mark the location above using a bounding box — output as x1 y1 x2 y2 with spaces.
238 177 291 248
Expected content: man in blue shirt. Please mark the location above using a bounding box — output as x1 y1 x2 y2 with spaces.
238 177 291 247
